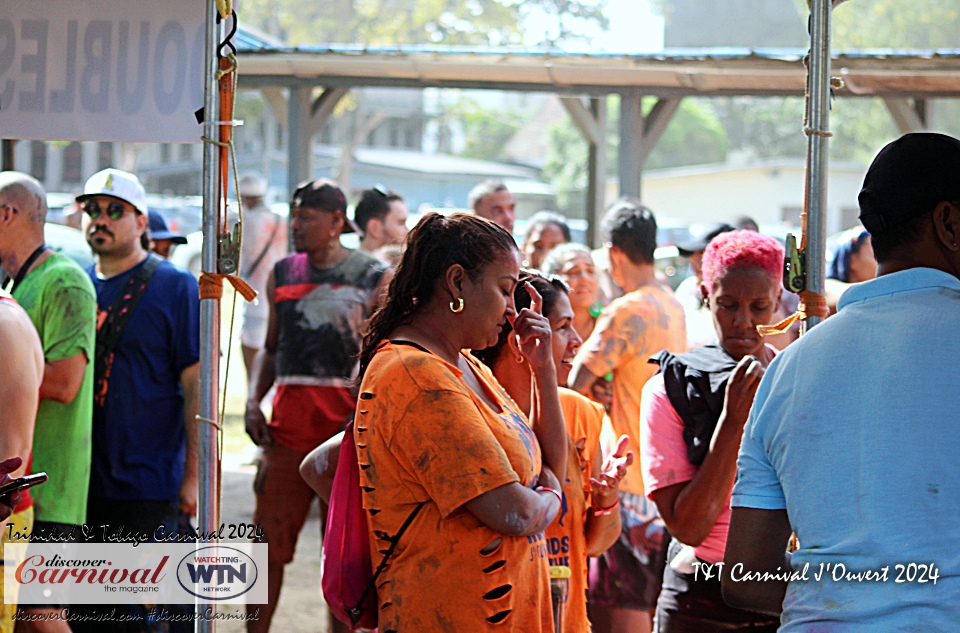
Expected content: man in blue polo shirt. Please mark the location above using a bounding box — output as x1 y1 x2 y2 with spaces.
80 167 199 544
722 133 960 629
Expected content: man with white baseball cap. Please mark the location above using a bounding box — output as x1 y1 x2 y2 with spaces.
78 168 200 630
77 168 150 258
78 167 149 212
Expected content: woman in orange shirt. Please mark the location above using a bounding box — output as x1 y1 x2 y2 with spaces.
473 271 632 633
356 213 568 631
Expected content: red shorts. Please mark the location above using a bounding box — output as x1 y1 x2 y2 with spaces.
269 384 355 454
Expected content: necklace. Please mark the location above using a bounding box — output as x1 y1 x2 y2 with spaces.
6 243 47 294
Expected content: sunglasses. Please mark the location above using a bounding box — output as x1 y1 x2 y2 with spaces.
83 200 131 220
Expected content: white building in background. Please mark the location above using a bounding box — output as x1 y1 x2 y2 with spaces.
617 158 870 236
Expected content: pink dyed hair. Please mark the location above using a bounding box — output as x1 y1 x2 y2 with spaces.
701 230 784 293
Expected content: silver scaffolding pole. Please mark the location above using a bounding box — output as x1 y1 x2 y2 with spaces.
802 0 832 333
198 0 222 629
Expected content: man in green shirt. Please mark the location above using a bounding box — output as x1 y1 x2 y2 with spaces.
0 171 96 632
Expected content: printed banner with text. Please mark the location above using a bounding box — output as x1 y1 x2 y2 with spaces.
0 0 211 143
4 543 268 605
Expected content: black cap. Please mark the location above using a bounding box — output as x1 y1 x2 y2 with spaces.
859 133 960 235
290 179 358 234
677 223 736 257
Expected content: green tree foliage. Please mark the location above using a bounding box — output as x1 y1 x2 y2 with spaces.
651 1 960 165
543 114 589 202
542 96 620 210
702 95 901 164
645 98 727 169
711 98 806 159
828 0 960 143
240 0 523 46
829 98 900 161
672 0 960 165
239 0 606 47
828 0 960 49
444 97 531 160
785 0 960 153
543 97 727 205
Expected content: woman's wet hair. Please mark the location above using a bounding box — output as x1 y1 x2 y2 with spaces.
358 212 517 378
472 270 569 369
701 230 784 294
540 242 593 276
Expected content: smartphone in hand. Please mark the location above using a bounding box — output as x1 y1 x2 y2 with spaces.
0 473 48 497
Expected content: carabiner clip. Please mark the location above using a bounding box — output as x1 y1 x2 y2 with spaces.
217 10 238 59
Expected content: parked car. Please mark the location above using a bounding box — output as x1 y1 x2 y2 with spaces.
44 223 94 269
147 195 203 236
169 230 204 277
45 192 80 226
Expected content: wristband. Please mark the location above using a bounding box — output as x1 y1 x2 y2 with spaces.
535 486 563 507
592 496 620 516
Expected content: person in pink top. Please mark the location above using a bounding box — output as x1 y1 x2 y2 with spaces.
639 230 784 632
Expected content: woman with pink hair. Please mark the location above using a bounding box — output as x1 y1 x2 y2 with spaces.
638 231 784 631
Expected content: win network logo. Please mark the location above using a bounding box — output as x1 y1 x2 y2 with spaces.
177 546 260 600
5 543 267 605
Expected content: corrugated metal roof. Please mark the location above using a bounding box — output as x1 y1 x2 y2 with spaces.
233 26 960 97
234 24 286 51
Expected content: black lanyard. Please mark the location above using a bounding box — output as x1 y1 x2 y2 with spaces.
7 243 47 294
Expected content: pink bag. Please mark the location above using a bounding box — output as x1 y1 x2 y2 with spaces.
321 420 424 630
322 420 378 629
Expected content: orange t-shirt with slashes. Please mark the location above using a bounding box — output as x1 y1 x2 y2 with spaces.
544 388 604 633
357 342 553 632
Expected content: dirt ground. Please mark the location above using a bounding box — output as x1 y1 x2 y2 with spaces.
205 295 333 633
217 442 329 633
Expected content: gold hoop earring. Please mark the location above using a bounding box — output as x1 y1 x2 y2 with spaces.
449 297 464 313
515 354 524 364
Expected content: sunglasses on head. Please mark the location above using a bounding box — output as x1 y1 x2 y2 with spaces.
83 199 130 220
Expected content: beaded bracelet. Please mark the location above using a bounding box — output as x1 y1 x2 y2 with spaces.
535 486 563 507
592 496 620 516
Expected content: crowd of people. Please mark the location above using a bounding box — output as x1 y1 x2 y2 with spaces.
0 130 956 632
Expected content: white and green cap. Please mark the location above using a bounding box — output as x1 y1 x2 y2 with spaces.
77 168 148 214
